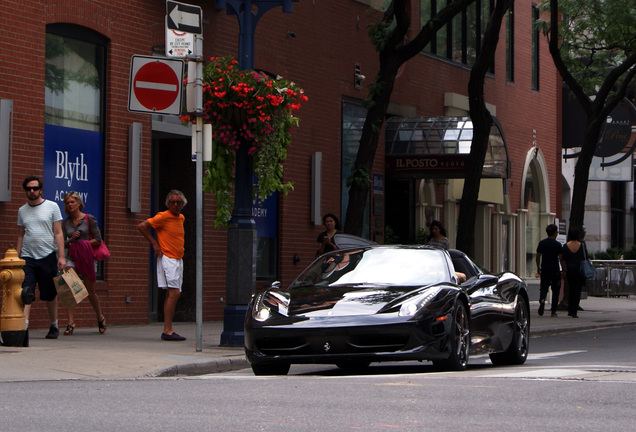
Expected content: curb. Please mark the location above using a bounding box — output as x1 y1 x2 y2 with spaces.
152 356 250 377
530 320 636 338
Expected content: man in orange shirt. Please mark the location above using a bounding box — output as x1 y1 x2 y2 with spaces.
138 189 187 341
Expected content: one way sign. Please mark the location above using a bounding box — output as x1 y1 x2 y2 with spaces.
166 1 202 35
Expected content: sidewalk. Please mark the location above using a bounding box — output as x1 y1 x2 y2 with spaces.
1 296 634 382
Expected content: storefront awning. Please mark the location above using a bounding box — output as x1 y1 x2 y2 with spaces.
385 116 509 179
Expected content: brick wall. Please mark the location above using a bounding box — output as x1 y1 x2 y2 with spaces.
0 0 560 329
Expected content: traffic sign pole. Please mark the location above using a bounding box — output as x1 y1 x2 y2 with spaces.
193 33 204 353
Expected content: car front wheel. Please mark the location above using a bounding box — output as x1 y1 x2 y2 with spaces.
433 301 470 371
489 296 530 366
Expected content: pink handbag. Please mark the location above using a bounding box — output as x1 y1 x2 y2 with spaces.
85 215 111 261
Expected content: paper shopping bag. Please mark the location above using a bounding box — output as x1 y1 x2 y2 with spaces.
54 268 89 308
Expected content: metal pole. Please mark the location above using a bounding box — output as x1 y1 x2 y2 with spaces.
194 33 204 352
216 0 298 347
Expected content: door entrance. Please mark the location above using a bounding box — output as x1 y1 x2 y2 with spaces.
149 136 197 322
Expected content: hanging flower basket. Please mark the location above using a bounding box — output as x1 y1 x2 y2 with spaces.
180 56 308 227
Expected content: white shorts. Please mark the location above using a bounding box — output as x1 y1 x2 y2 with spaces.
156 256 183 291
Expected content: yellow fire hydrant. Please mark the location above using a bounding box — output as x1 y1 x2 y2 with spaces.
0 247 34 347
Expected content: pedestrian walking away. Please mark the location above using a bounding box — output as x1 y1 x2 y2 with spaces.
536 223 563 317
560 227 586 318
16 175 66 340
138 189 188 341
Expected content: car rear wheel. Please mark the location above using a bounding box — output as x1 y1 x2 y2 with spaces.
489 296 530 366
433 302 469 371
251 362 291 376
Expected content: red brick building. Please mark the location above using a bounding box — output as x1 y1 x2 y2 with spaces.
0 0 560 330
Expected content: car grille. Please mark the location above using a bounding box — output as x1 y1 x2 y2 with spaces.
256 332 410 356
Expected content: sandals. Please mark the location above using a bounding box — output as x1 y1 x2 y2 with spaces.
64 323 75 336
98 315 107 334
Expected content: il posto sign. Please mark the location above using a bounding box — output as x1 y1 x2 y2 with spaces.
386 154 470 178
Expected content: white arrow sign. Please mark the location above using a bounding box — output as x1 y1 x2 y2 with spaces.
166 1 202 34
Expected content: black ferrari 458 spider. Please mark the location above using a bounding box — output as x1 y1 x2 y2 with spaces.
244 244 530 375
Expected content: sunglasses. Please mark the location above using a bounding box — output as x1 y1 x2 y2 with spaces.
25 186 41 191
169 200 184 205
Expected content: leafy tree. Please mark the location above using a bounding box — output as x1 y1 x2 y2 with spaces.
540 0 636 232
344 0 477 236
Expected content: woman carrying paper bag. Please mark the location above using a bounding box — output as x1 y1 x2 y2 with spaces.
61 191 106 335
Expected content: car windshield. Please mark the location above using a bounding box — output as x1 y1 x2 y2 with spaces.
291 247 451 287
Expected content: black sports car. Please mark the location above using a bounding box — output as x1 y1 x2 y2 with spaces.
244 245 530 375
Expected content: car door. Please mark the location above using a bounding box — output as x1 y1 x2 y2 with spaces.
491 273 524 349
450 251 504 353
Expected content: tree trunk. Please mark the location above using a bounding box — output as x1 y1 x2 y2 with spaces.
456 0 512 257
343 0 477 237
344 63 399 236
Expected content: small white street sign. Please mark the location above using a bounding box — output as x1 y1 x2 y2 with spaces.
165 18 195 58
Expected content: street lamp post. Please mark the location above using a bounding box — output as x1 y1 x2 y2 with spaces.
216 0 299 347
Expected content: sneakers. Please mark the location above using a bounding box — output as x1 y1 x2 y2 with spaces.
161 332 186 341
45 325 59 339
538 301 545 316
550 312 558 317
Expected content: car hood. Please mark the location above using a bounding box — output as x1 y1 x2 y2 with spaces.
268 284 431 317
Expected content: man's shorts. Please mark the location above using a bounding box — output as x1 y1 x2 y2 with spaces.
156 255 183 291
22 252 58 302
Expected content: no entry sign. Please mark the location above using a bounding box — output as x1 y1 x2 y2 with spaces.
128 56 184 115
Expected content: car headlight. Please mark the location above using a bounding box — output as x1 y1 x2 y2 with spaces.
254 307 271 322
252 293 270 322
252 289 290 322
398 287 442 317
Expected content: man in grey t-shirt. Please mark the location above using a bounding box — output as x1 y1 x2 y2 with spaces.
16 176 66 339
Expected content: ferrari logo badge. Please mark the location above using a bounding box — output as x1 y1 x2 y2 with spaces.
323 342 331 352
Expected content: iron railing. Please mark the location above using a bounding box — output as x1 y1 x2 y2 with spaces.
587 260 636 297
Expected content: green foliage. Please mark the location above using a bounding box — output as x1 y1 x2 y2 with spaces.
384 225 400 245
589 246 636 260
622 246 636 260
346 164 371 189
368 14 397 53
539 0 636 96
416 228 429 245
182 56 306 227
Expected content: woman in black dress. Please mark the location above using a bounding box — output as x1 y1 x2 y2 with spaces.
560 227 585 318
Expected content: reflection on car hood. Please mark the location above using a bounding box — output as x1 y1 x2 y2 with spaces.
278 285 426 317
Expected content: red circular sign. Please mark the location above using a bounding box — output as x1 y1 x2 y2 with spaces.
133 61 180 111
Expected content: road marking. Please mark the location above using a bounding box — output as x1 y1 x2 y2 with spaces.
527 350 586 360
483 368 590 378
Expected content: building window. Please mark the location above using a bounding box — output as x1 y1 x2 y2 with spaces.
44 24 108 277
342 99 370 237
531 4 540 90
422 0 494 71
506 4 515 82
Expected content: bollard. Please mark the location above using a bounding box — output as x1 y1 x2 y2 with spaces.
0 247 34 347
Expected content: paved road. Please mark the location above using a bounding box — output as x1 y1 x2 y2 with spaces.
1 296 634 381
